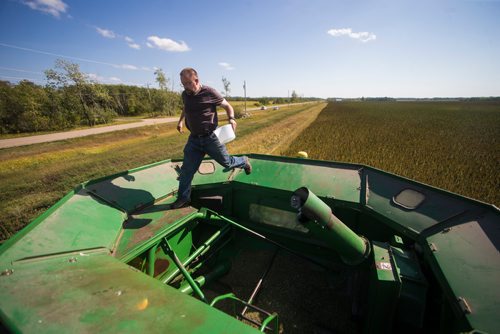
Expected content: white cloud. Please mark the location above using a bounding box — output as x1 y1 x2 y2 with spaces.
124 36 134 43
327 28 376 42
87 73 122 83
141 66 153 71
218 62 235 70
22 0 68 18
113 64 138 70
87 73 103 82
146 36 190 52
128 43 141 50
96 27 116 39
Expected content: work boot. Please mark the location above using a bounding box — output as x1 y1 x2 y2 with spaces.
169 197 190 209
243 156 252 175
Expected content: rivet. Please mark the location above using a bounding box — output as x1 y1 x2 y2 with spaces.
1 269 14 276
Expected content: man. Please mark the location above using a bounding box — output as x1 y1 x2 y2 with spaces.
170 67 252 209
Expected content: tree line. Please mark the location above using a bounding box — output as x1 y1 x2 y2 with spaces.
0 60 181 134
0 59 323 134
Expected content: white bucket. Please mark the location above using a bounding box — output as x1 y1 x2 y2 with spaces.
213 124 236 144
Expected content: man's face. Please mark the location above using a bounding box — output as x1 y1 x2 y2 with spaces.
181 74 199 93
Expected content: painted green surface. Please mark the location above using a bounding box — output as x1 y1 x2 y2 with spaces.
233 155 361 204
0 253 260 334
365 242 401 333
0 189 125 266
86 162 179 213
390 244 427 328
114 199 198 259
295 188 369 265
424 211 500 333
364 168 479 237
0 154 498 333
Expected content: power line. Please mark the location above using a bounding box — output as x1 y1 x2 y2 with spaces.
0 66 44 75
0 75 44 83
0 42 151 71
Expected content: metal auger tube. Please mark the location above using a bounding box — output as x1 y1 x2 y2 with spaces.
291 187 370 265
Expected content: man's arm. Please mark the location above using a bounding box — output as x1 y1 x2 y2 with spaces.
177 108 185 133
220 99 237 131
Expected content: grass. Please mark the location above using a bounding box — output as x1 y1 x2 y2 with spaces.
227 103 326 154
2 100 497 241
0 117 143 139
227 100 259 108
283 101 500 206
0 102 323 240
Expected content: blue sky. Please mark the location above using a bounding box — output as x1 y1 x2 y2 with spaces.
1 0 499 98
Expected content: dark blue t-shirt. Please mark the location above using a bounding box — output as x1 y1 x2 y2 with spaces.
182 85 224 135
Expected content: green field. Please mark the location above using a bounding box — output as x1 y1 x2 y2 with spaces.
1 100 498 241
284 101 500 205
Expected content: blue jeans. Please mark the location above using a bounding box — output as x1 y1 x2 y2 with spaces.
177 133 246 201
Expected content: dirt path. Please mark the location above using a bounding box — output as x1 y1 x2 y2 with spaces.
0 117 178 149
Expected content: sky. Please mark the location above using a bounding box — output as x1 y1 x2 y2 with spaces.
0 0 499 98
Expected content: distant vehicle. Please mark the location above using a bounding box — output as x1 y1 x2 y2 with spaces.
260 106 267 110
273 106 279 110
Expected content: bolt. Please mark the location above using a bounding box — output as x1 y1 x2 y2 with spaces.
1 269 14 276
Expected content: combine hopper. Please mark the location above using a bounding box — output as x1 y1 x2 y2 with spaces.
0 154 498 333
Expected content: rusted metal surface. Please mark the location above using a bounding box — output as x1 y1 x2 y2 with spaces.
114 205 197 258
248 204 308 233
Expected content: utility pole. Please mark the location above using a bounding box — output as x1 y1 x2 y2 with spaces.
243 80 247 113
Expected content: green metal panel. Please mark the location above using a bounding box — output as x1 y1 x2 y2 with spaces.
1 154 498 332
365 241 401 333
0 253 260 333
364 169 477 237
233 155 362 204
390 245 427 328
86 162 179 213
0 189 125 266
366 241 427 332
292 187 369 265
248 203 308 233
190 160 237 186
424 211 500 333
114 200 198 259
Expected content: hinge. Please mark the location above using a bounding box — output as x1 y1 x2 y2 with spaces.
429 242 438 252
457 297 472 314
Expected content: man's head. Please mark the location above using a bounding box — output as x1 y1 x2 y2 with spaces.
180 67 200 94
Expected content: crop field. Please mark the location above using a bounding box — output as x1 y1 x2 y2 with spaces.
1 100 498 241
284 101 500 206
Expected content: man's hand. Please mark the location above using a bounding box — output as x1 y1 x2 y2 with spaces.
229 118 237 132
177 121 184 133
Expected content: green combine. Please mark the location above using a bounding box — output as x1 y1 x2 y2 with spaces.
0 155 498 333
